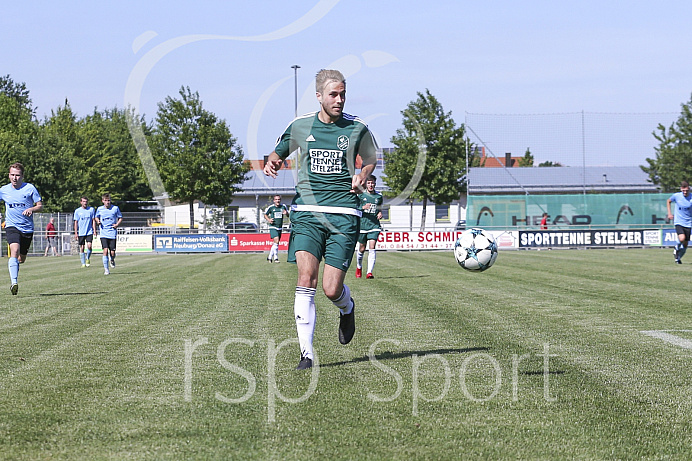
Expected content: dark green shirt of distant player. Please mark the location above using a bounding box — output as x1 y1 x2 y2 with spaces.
359 191 383 231
266 204 288 230
274 112 378 209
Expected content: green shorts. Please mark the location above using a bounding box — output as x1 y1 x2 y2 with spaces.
269 228 282 239
358 230 381 245
287 211 360 271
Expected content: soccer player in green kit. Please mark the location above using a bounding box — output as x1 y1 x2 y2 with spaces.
263 69 378 370
264 194 288 263
355 175 383 279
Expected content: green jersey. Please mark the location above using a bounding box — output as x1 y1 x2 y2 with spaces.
265 204 288 229
274 112 378 211
359 191 383 231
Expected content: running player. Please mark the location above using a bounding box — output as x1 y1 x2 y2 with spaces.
74 196 96 267
0 163 43 295
263 69 378 370
264 194 289 263
355 175 383 279
95 194 122 275
667 180 692 264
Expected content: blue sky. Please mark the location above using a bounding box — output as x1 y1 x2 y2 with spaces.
3 0 692 167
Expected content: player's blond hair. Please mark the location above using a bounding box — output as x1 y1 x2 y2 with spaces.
315 69 345 94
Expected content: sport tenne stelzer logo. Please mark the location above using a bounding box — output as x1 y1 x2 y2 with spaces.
337 135 349 150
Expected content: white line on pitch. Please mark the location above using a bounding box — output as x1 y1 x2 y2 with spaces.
640 330 692 350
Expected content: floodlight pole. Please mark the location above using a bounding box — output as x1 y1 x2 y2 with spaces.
291 65 300 117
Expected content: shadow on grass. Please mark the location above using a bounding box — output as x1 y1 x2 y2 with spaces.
372 275 431 280
521 370 566 376
320 346 489 368
39 292 110 296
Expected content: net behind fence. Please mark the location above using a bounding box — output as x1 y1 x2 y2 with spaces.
467 193 670 230
465 111 677 168
464 111 679 229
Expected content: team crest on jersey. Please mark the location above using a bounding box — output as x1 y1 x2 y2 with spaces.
337 135 349 150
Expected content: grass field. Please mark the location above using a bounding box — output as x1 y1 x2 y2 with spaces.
1 248 691 460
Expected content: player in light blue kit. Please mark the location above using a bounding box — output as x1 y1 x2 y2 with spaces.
74 196 96 267
0 163 43 295
667 180 692 264
95 193 122 275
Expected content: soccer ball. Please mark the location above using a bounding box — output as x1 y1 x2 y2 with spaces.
454 228 498 271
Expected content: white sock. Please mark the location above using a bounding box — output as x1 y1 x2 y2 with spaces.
272 243 279 259
356 250 364 269
367 249 376 274
294 287 316 360
333 285 353 315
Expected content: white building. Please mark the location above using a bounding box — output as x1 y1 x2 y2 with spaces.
161 166 466 232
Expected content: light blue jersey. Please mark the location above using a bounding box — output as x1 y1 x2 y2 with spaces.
669 191 692 227
74 206 96 236
95 205 122 239
0 182 42 233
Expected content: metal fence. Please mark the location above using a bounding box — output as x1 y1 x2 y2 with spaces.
1 212 167 257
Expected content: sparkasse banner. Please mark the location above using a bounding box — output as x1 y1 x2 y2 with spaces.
227 233 289 252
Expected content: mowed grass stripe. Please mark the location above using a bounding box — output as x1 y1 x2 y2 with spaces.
0 249 690 459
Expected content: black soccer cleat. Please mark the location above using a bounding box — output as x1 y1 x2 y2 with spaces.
338 298 355 345
296 355 313 370
10 283 18 296
676 259 683 264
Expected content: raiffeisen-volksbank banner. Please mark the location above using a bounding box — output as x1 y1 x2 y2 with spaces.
154 234 228 252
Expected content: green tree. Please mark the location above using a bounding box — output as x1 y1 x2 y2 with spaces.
517 147 534 167
32 102 85 211
78 107 153 203
0 78 83 211
642 94 692 191
151 86 248 230
538 160 563 167
0 76 37 169
0 75 32 111
384 89 473 231
1 77 154 211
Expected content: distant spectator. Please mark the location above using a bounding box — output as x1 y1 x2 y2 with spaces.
540 212 549 230
44 217 58 256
